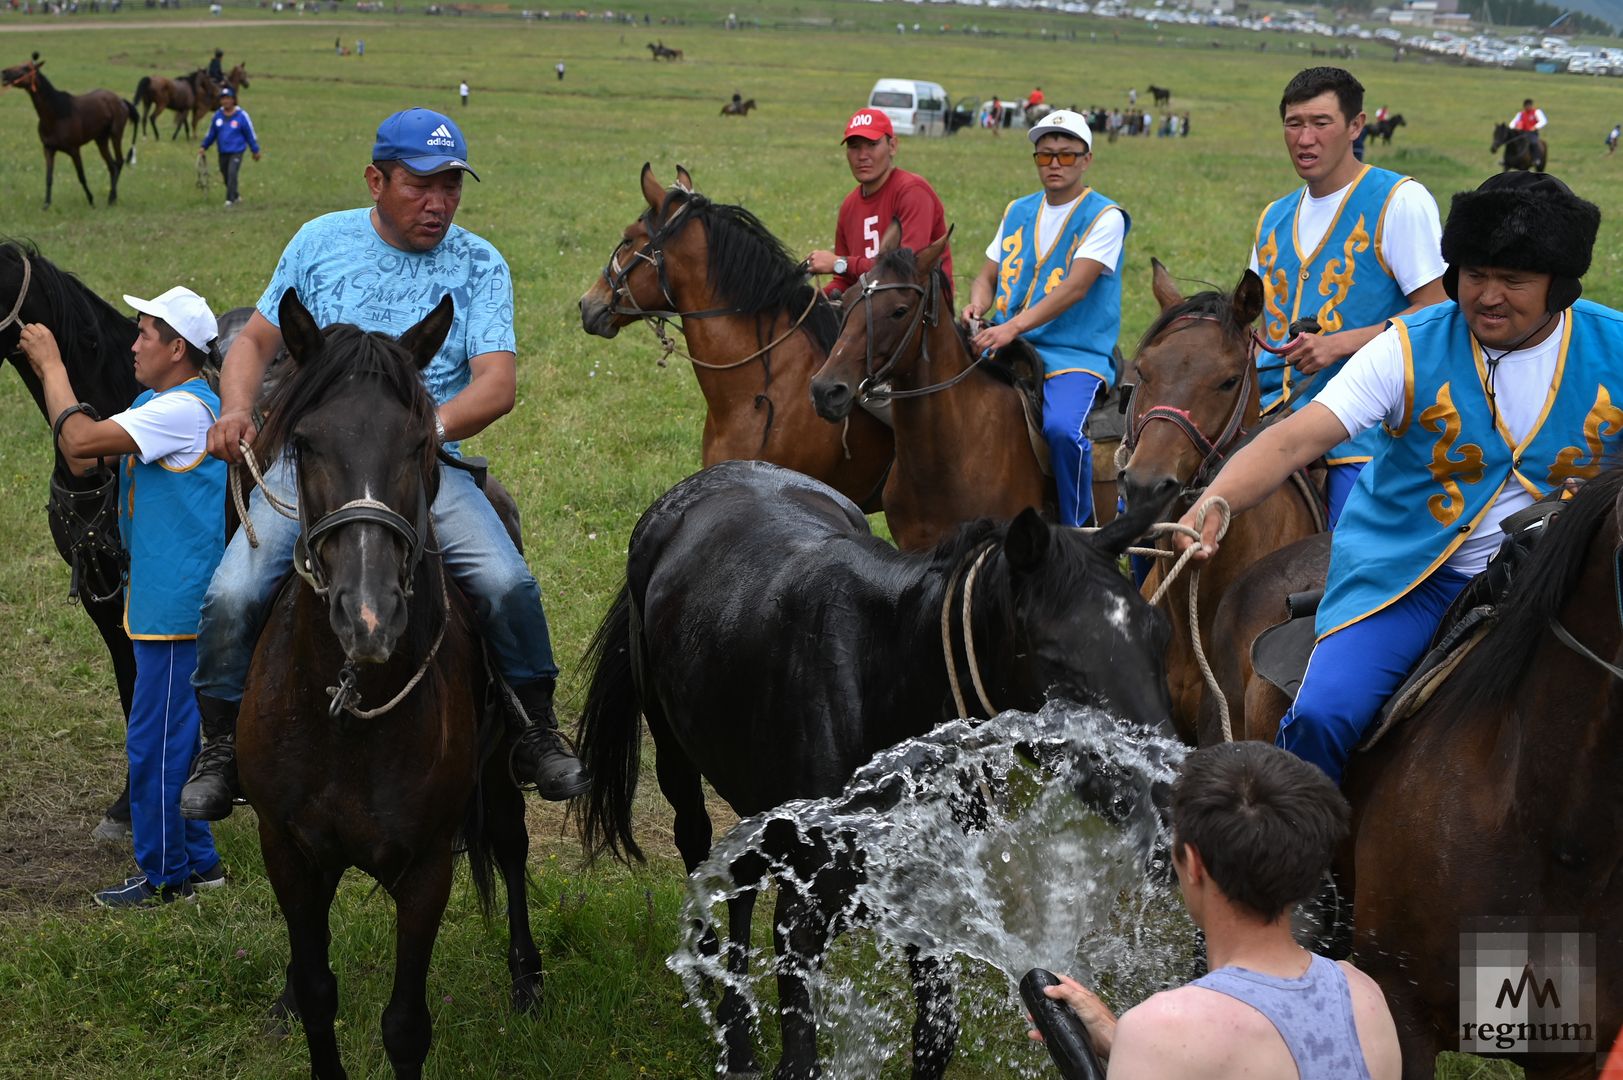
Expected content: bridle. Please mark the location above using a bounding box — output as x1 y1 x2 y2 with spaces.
841 268 985 404
600 195 736 327
2 63 40 95
1548 544 1623 682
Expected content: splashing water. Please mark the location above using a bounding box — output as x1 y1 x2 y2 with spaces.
669 701 1199 1077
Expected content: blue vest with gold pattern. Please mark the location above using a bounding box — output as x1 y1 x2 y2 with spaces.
117 379 227 639
1318 300 1623 638
1255 165 1412 464
990 188 1129 383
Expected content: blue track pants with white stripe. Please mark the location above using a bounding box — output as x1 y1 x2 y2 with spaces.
129 640 217 888
1042 371 1106 527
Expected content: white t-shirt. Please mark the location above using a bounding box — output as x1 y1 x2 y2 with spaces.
984 195 1126 274
1248 178 1445 298
459 82 469 95
109 389 214 469
1315 315 1565 575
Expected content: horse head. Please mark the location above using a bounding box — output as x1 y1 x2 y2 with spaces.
579 162 703 338
261 288 452 665
1119 259 1263 516
810 219 952 421
229 63 249 89
1 56 41 91
973 503 1173 734
1491 122 1510 152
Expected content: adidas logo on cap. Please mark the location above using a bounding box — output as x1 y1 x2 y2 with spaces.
427 122 455 148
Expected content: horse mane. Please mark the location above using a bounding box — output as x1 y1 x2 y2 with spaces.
29 69 75 120
0 238 140 408
656 191 840 352
1427 465 1623 721
255 323 439 486
1135 289 1248 355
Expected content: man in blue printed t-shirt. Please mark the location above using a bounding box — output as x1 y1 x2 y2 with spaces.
181 108 588 820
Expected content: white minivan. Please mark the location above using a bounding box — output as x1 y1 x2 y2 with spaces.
866 78 950 136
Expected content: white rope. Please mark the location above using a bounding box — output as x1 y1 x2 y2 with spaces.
229 440 299 548
329 570 451 720
960 545 998 717
0 253 32 333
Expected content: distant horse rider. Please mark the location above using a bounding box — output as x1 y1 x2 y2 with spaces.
1510 97 1548 158
1184 172 1619 787
207 48 224 85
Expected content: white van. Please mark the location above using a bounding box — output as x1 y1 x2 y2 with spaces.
867 78 950 136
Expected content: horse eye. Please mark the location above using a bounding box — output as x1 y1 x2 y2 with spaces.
1218 376 1240 391
890 305 909 320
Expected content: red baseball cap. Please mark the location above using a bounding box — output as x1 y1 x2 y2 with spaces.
842 107 893 142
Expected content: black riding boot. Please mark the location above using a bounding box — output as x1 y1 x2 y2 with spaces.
180 695 242 821
510 678 590 801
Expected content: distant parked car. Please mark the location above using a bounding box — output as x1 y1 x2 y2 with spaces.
866 78 950 136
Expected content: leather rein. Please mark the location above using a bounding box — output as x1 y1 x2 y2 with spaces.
843 269 987 404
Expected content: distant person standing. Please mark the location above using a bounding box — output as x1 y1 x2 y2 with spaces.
334 36 341 56
356 38 365 57
555 60 565 80
1128 86 1137 106
459 79 469 107
1607 122 1620 154
989 95 1004 135
198 85 261 208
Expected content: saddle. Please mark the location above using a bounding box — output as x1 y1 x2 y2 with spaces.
992 337 1051 477
1250 493 1567 746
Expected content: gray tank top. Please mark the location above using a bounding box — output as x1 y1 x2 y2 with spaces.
1190 953 1373 1080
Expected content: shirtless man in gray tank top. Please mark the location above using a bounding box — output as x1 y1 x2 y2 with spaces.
1033 742 1401 1079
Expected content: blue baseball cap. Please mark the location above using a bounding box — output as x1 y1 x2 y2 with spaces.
371 107 480 181
218 85 235 97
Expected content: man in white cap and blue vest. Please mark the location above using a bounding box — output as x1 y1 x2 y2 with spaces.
961 108 1129 527
183 107 588 820
19 288 228 906
1181 171 1620 786
1252 67 1448 526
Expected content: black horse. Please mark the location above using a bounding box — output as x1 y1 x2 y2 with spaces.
1149 84 1171 106
1492 121 1547 172
238 290 543 1079
1368 112 1406 144
576 460 1173 1080
0 240 141 835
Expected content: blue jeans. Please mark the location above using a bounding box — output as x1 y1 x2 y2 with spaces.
1276 565 1472 784
193 458 557 702
131 640 218 888
1325 460 1367 529
1042 371 1106 527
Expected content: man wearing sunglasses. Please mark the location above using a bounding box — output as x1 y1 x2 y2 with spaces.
962 109 1128 527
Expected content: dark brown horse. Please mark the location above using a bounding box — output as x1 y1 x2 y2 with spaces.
1348 466 1623 1078
238 290 542 1079
191 63 249 129
579 164 893 510
809 224 1046 550
1493 121 1548 173
2 56 133 210
719 97 756 116
1118 261 1323 744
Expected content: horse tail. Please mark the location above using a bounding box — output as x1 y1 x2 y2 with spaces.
134 76 150 107
576 580 647 865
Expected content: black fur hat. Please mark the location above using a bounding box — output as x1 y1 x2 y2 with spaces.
1441 172 1600 281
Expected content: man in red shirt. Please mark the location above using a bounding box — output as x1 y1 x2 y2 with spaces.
805 107 953 298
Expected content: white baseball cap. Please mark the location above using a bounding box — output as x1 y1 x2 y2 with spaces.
123 286 219 353
1028 109 1093 150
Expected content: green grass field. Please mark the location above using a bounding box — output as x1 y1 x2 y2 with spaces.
1 2 1608 1074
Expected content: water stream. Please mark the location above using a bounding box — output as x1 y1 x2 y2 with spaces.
669 701 1200 1077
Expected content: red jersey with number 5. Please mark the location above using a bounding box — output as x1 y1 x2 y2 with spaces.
828 168 953 298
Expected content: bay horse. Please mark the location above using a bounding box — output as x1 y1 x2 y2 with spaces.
132 70 204 141
1493 121 1548 172
191 63 250 129
238 289 542 1079
1 56 134 210
1118 260 1323 745
1369 112 1406 145
809 224 1046 550
575 459 1173 1080
0 239 141 834
579 163 893 510
719 97 756 116
1347 466 1623 1078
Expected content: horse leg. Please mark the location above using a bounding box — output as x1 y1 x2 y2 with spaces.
262 831 347 1079
94 136 120 205
41 147 55 210
771 882 831 1080
67 149 95 207
479 741 543 1013
907 948 958 1080
719 890 761 1076
380 853 455 1080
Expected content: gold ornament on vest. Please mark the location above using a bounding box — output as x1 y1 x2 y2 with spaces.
1549 385 1623 485
1314 214 1370 334
1420 382 1486 526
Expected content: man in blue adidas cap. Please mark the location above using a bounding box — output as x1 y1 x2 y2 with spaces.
183 107 588 818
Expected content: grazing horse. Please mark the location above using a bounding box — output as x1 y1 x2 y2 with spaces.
579 164 893 510
810 224 1046 550
2 56 133 209
1348 466 1623 1078
1368 112 1406 144
719 97 756 116
0 239 141 829
1149 84 1172 106
1493 121 1547 172
238 290 542 1080
1118 261 1324 745
576 459 1173 1080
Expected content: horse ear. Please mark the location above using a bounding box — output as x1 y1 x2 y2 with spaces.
674 164 695 193
1150 257 1183 311
1003 507 1051 574
640 162 663 211
399 295 454 371
879 218 903 254
1232 269 1265 326
278 288 323 366
1090 488 1172 557
918 225 953 278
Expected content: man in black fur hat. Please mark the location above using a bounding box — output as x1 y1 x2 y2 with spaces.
1174 171 1623 786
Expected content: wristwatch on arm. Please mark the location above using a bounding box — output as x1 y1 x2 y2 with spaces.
833 256 849 276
